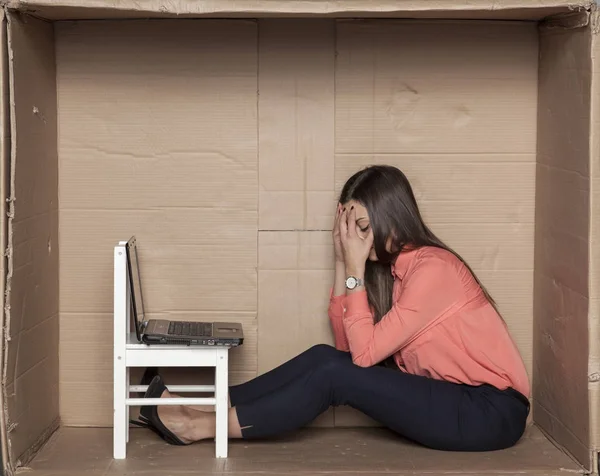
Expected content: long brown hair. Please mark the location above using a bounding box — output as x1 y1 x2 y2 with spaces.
339 165 498 330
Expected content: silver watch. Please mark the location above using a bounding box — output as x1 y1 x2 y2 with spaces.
345 276 364 290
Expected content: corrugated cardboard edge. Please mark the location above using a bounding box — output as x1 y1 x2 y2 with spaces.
535 10 595 472
2 8 15 474
0 8 8 475
3 11 60 474
589 8 600 476
542 9 592 29
0 0 595 20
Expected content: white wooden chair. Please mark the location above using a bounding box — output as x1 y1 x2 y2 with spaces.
113 241 230 459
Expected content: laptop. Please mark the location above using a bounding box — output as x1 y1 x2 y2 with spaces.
126 236 244 347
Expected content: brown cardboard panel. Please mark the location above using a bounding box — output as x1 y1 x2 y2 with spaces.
4 368 59 468
59 210 257 314
56 20 257 208
335 21 538 155
257 231 337 427
4 315 59 466
257 275 334 367
533 24 592 469
5 12 59 466
258 231 334 271
7 0 593 21
59 152 256 211
7 211 60 341
56 19 258 426
533 273 589 445
258 232 335 374
5 312 59 397
335 155 535 225
416 222 534 271
534 164 589 296
258 20 335 231
538 29 593 177
57 18 259 314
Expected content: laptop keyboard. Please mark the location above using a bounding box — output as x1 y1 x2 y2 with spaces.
168 321 212 337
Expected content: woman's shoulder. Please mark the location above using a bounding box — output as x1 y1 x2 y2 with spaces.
416 246 459 263
393 246 459 279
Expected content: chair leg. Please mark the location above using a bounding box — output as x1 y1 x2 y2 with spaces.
114 358 127 459
215 349 229 458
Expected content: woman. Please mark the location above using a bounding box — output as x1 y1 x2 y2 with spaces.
139 165 530 452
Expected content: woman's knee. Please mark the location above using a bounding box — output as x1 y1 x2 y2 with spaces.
306 344 348 362
304 357 356 405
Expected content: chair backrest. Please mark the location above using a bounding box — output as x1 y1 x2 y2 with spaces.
114 242 131 354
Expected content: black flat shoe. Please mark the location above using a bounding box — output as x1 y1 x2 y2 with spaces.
134 375 191 446
134 367 160 398
141 367 159 386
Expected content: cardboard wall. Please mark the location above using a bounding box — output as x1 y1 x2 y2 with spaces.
56 19 259 425
533 21 593 467
4 13 59 464
56 19 539 427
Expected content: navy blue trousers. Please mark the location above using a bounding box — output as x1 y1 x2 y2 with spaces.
230 344 529 451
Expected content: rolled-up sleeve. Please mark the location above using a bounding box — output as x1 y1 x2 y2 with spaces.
328 290 349 352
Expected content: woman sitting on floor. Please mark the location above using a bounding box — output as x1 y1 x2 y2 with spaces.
139 164 530 452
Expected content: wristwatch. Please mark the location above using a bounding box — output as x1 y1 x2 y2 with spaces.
345 276 365 290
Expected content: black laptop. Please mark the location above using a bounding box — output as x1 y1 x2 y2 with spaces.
126 236 244 347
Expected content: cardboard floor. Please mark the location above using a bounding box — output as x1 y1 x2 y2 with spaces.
20 425 582 476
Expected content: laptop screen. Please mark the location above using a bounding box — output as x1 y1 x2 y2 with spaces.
125 237 146 341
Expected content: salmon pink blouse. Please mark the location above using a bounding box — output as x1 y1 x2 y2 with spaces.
328 246 530 397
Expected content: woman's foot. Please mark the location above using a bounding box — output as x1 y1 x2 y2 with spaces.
156 387 215 443
141 375 243 444
139 376 205 446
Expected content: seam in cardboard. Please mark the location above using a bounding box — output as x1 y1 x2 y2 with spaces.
12 417 58 471
588 8 600 457
254 18 260 380
536 400 591 471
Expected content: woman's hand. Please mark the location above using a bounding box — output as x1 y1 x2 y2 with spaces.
332 204 345 264
339 207 374 277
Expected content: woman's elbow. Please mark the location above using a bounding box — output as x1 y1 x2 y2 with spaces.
335 342 350 352
351 352 374 368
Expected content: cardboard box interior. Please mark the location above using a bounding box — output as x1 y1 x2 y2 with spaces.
1 0 599 474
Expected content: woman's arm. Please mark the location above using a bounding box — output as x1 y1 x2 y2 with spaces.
343 255 462 367
329 261 350 351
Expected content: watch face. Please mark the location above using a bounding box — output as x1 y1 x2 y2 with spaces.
346 276 357 289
